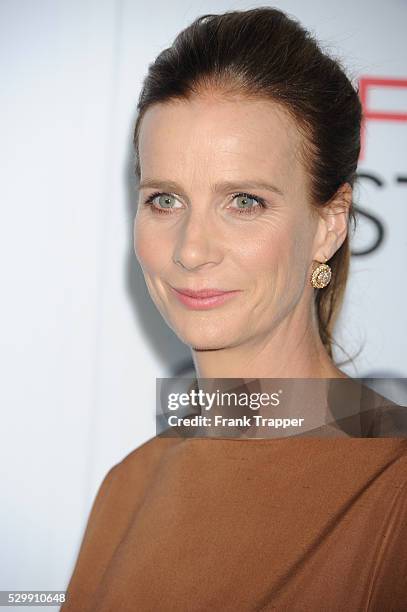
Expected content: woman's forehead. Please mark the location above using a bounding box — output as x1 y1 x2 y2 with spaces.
138 96 305 184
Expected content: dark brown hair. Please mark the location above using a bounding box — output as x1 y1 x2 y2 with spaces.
133 6 362 365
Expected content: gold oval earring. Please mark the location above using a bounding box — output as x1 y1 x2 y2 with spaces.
310 258 332 289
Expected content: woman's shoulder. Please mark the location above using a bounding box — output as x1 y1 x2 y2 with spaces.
80 436 188 533
106 434 187 486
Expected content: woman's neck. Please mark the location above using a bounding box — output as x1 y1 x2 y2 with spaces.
191 323 349 380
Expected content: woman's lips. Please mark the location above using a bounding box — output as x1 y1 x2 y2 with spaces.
170 286 242 310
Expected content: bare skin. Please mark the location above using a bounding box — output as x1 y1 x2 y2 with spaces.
134 92 352 380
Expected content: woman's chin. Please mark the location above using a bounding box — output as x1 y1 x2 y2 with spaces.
176 325 238 351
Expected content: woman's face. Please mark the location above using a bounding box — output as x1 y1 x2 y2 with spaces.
134 94 321 350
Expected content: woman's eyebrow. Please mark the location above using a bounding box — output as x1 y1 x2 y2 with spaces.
138 178 284 196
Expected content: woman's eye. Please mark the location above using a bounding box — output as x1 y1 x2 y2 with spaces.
229 193 266 215
143 192 183 214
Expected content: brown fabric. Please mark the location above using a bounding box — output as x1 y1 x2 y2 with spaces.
62 435 407 611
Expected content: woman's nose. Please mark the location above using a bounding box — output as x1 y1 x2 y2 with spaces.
172 208 223 271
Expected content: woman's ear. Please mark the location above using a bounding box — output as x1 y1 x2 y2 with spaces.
313 182 353 261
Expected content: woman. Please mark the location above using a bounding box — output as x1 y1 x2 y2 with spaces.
62 7 406 611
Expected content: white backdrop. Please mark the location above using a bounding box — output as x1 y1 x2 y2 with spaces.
1 0 406 605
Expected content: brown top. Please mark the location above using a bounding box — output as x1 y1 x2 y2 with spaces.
62 434 407 611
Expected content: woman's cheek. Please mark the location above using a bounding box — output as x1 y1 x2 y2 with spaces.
133 220 152 267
